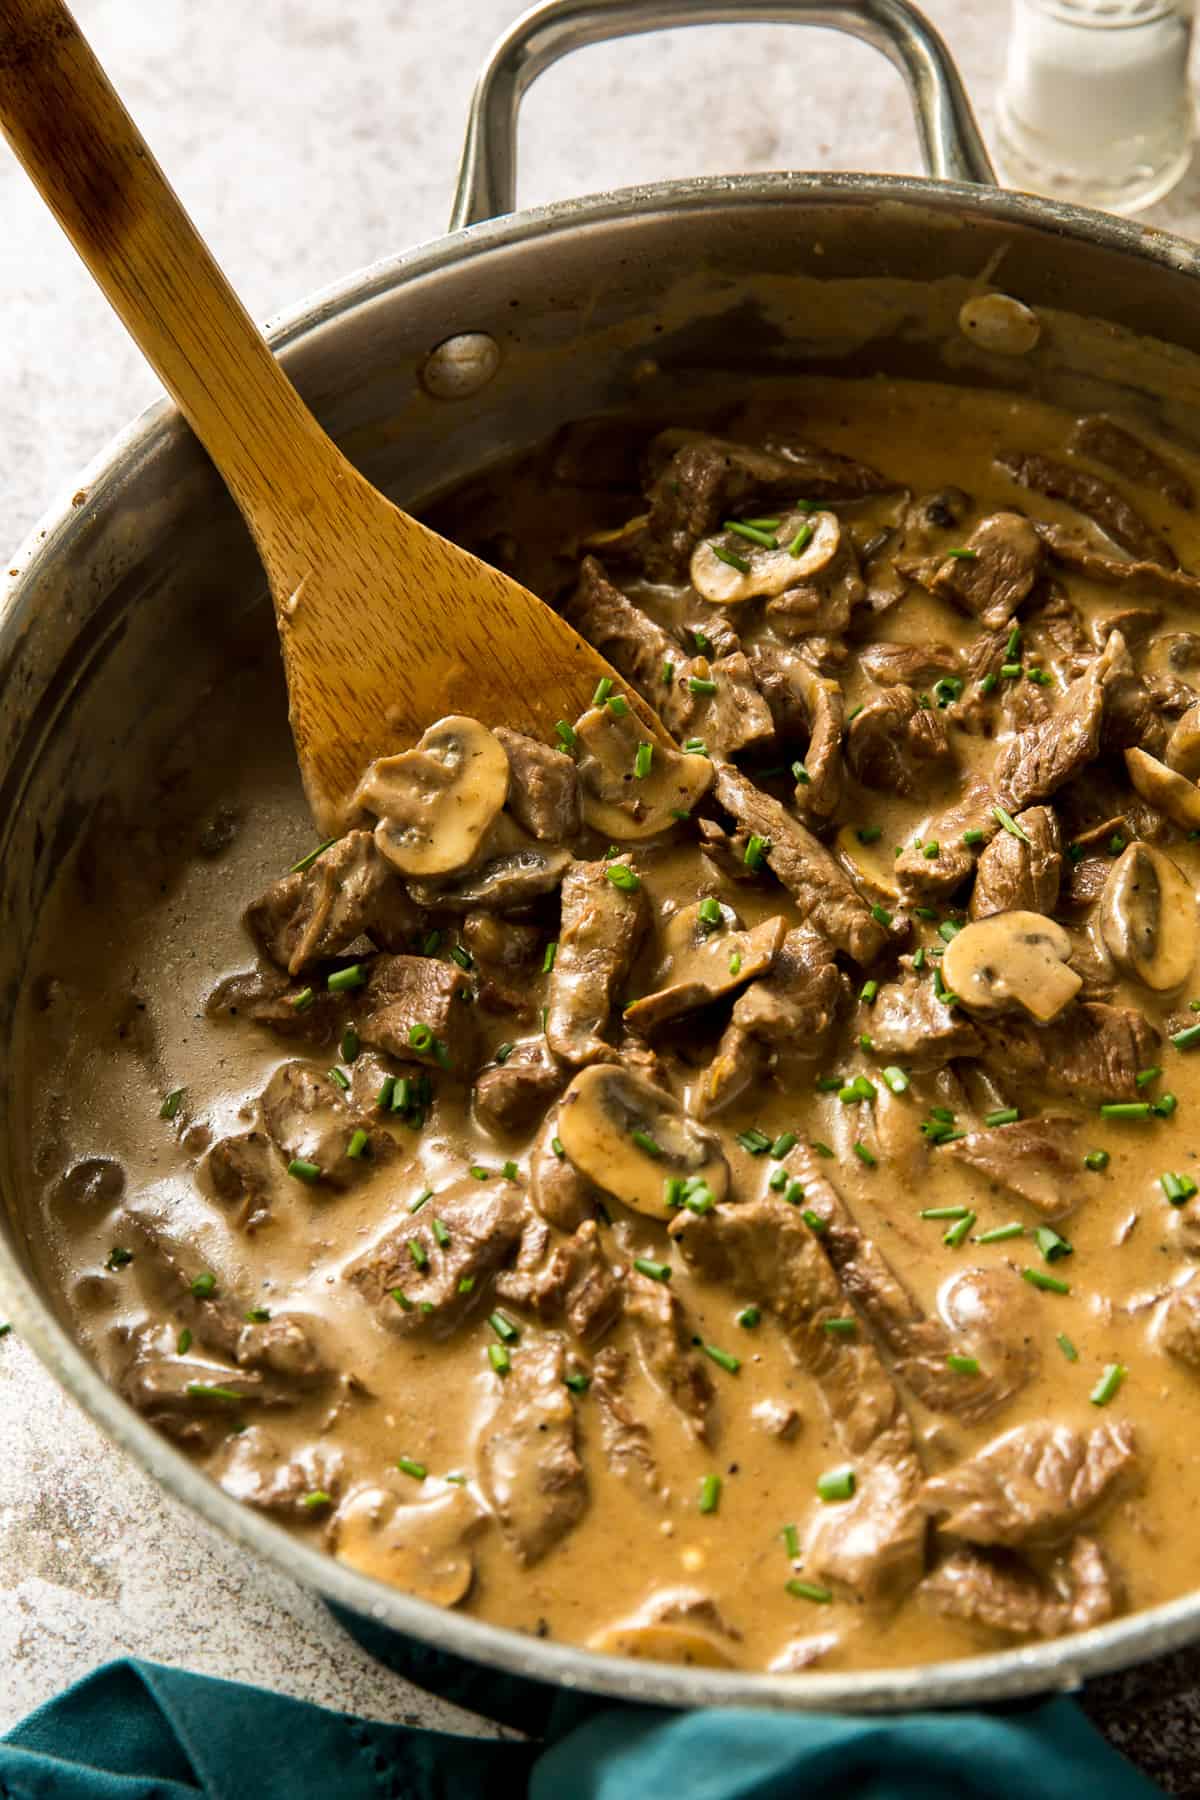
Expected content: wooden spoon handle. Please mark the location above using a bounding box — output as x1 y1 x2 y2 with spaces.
0 0 340 550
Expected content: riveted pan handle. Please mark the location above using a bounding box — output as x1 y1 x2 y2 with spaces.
450 0 996 229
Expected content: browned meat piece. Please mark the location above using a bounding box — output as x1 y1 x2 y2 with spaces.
245 831 420 977
763 536 864 643
408 818 571 915
786 1145 1024 1424
1070 415 1194 510
897 487 972 554
699 925 845 1114
768 1635 840 1673
122 1343 298 1447
566 558 676 695
546 858 648 1065
591 1347 659 1494
845 687 954 796
712 764 886 965
626 1270 716 1443
1096 605 1163 651
205 965 342 1045
494 1219 623 1343
859 641 964 689
920 1537 1121 1639
928 513 1045 628
997 450 1176 566
641 431 884 578
994 635 1119 812
461 912 541 970
695 816 763 886
672 1195 925 1604
920 1421 1137 1547
973 1003 1158 1105
747 642 815 738
867 975 983 1069
345 1176 526 1337
1024 590 1094 680
202 1130 274 1211
260 1062 392 1189
1156 1285 1200 1367
1100 657 1168 758
477 1334 588 1564
474 1040 566 1136
529 1121 600 1231
213 1428 344 1515
1037 523 1200 602
493 728 580 842
969 805 1062 919
356 954 477 1074
946 1116 1084 1220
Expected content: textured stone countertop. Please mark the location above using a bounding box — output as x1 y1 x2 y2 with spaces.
4 0 1200 1784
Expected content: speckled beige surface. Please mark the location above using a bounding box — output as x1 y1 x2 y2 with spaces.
5 0 1200 1779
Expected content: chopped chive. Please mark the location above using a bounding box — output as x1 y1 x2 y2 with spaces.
327 963 368 992
683 737 709 755
914 905 940 922
698 896 723 926
290 836 339 874
737 1307 762 1329
744 834 770 871
1023 1268 1070 1294
861 979 879 1004
555 720 577 752
946 1353 980 1375
432 1217 451 1249
289 987 315 1012
742 516 781 530
396 1456 427 1481
488 1310 520 1344
816 1466 856 1503
881 1065 910 1096
492 1042 516 1067
985 1107 1020 1126
421 929 442 957
782 1523 800 1560
288 1158 321 1184
689 676 718 697
976 1222 1025 1244
564 1372 591 1393
923 842 940 860
346 1128 370 1160
787 523 815 557
853 1142 878 1168
702 1343 741 1375
793 761 811 785
327 1065 351 1092
946 547 978 561
768 1167 788 1192
176 1327 192 1354
469 1166 491 1181
376 1077 396 1110
725 518 779 549
661 660 674 684
771 1132 797 1158
737 1127 773 1155
457 1276 475 1295
1108 832 1127 855
1057 1332 1079 1362
104 1247 133 1271
992 805 1031 843
1099 1102 1151 1120
501 1160 519 1181
786 1579 833 1604
605 862 641 893
633 742 653 780
857 825 883 845
1000 661 1023 679
871 904 893 927
409 1188 433 1213
801 1207 825 1233
634 1257 671 1283
1162 1172 1198 1205
551 1136 565 1159
699 1473 722 1514
159 1088 185 1120
665 1175 687 1207
408 1022 434 1052
816 1075 843 1092
934 676 964 707
1090 1363 1127 1407
408 1240 429 1271
921 1205 970 1220
962 828 985 847
1135 1066 1162 1089
937 920 962 944
1171 1023 1200 1051
302 1490 332 1510
912 947 927 971
592 677 613 705
1035 1225 1073 1262
488 1343 511 1376
245 1307 271 1324
607 694 630 717
711 544 751 574
340 1026 360 1064
185 1383 242 1403
943 1212 976 1247
1153 1093 1178 1118
805 1147 830 1163
823 1317 857 1338
631 1128 664 1159
390 1288 414 1311
729 951 742 975
1084 1149 1110 1171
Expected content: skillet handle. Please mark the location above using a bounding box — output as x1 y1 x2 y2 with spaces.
451 0 996 229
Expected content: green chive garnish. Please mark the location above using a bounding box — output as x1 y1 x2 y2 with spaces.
592 677 613 705
488 1344 511 1376
346 1128 369 1160
1090 1363 1127 1407
744 834 770 870
699 1474 722 1514
1023 1268 1070 1294
725 518 778 549
1035 1226 1072 1263
786 1579 832 1603
822 1317 857 1338
1057 1333 1079 1362
396 1457 427 1481
943 1212 976 1247
1099 1102 1151 1120
159 1088 185 1120
852 1142 878 1168
881 1066 910 1096
488 1311 519 1343
634 1257 671 1283
1171 1024 1200 1051
327 963 368 992
605 863 641 892
737 1307 762 1329
290 837 338 874
984 1107 1020 1126
634 742 653 779
632 1128 663 1158
976 1222 1024 1244
1084 1149 1110 1172
992 805 1031 843
946 1354 980 1375
702 1343 741 1375
1162 1172 1198 1205
816 1466 856 1503
432 1217 451 1248
711 545 751 574
787 523 815 557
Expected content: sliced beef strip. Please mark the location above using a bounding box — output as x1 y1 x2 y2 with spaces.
945 1116 1084 1221
122 1342 299 1447
477 1333 588 1564
996 450 1177 566
919 1537 1121 1639
546 858 648 1065
344 1176 527 1339
591 1346 659 1495
261 1061 394 1189
494 1218 624 1343
202 1129 275 1214
1024 589 1094 681
763 535 864 643
1070 415 1194 510
566 558 676 696
672 1195 925 1605
205 965 342 1046
474 1039 566 1136
695 816 763 887
625 1270 716 1444
699 925 846 1116
356 955 478 1074
973 1002 1159 1105
493 728 581 842
1155 1284 1200 1368
747 642 819 739
845 687 954 796
407 820 572 915
528 1119 601 1232
213 1428 344 1515
969 804 1062 919
927 512 1045 628
712 764 886 965
245 831 421 977
461 912 541 970
1037 522 1200 603
867 974 983 1069
859 642 963 688
783 662 844 821
1100 659 1168 759
919 1421 1137 1548
893 779 996 901
785 1145 1023 1424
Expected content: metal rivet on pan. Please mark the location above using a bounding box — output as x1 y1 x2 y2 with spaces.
420 332 501 399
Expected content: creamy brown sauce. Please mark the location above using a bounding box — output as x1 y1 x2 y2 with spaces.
18 374 1200 1675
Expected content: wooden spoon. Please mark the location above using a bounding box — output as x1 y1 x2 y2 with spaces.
0 0 663 831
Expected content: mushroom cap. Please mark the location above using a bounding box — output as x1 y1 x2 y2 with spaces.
1099 841 1197 993
957 292 1041 356
624 902 786 1033
355 716 509 878
1126 746 1200 831
834 825 901 903
690 509 840 605
328 1481 481 1606
408 816 572 911
941 910 1082 1023
556 1064 729 1219
574 704 713 840
1166 700 1200 782
587 1619 738 1667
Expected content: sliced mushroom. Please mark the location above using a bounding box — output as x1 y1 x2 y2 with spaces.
556 1065 729 1220
587 1619 738 1668
624 904 787 1032
582 512 650 555
941 911 1083 1023
355 716 509 878
957 292 1041 356
1126 746 1200 831
1099 842 1197 993
328 1482 482 1606
574 703 713 840
690 508 840 605
1166 701 1200 782
408 815 572 911
834 825 901 903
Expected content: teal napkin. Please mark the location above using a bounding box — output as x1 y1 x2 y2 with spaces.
0 1644 1166 1799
